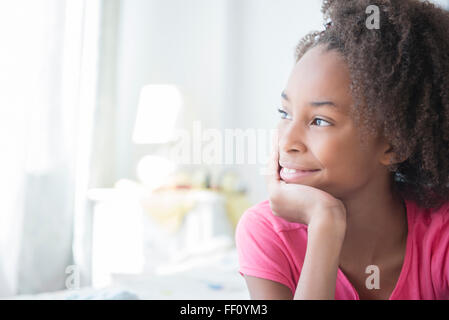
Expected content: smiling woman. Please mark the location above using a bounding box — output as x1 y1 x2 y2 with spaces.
236 0 449 300
276 45 375 200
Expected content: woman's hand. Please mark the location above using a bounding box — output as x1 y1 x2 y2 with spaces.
265 134 347 227
265 134 347 300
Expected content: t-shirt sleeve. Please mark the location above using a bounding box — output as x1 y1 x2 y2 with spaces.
235 209 296 295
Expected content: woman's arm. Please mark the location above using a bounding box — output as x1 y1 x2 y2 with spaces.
294 210 346 300
244 276 293 300
243 136 347 299
242 207 346 300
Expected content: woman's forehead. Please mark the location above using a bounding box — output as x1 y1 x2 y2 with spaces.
283 46 353 114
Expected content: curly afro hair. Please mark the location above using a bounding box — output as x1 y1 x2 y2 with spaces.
295 0 449 210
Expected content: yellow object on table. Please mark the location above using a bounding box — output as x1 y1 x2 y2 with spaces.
140 182 251 235
140 189 197 234
221 191 251 230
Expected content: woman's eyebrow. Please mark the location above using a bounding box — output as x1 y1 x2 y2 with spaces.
281 91 337 109
309 101 337 108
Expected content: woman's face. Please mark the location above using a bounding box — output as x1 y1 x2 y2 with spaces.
277 45 391 200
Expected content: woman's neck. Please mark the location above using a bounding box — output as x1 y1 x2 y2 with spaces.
338 174 408 267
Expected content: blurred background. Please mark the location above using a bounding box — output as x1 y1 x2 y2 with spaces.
1 0 447 299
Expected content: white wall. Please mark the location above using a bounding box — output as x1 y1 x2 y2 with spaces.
112 1 325 204
114 0 228 180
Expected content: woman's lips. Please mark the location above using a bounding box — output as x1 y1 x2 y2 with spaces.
279 167 321 183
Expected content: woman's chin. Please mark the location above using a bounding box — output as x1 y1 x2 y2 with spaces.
280 178 311 187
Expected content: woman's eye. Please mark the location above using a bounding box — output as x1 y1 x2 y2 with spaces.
277 108 291 120
311 118 332 127
277 108 331 126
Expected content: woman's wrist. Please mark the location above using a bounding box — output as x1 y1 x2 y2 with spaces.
294 207 346 300
308 205 347 240
309 202 346 231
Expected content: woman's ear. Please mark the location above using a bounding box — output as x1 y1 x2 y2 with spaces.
379 143 398 167
379 144 402 173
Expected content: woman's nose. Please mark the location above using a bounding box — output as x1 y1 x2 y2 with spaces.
279 124 307 153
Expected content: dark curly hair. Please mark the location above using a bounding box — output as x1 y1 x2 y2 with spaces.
295 0 449 210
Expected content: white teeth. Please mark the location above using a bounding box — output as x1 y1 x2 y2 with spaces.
283 168 297 174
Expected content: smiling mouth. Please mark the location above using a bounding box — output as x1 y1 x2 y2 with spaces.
279 167 321 182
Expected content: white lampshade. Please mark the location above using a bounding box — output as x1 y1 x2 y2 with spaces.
133 84 183 144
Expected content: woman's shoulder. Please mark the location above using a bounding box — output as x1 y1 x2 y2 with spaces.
406 200 449 291
407 199 449 223
406 199 449 237
237 199 307 234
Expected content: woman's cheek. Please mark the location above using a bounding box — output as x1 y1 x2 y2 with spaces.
315 138 366 189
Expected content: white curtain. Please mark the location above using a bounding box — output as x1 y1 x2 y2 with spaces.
0 0 101 296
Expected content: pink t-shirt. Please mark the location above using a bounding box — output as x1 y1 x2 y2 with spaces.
235 198 449 299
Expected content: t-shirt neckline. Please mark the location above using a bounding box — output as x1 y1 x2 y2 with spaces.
336 198 414 300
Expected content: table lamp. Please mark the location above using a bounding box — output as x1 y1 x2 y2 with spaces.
133 84 183 189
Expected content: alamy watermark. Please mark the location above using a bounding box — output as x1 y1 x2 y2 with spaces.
166 121 278 175
65 264 80 290
366 5 380 30
365 265 380 290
